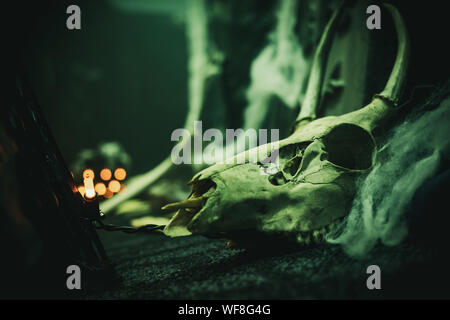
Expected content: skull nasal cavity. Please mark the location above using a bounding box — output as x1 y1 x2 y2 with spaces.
322 123 375 170
192 179 216 197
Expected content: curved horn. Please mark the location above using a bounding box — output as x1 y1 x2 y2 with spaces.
374 3 410 106
340 4 410 133
295 1 345 125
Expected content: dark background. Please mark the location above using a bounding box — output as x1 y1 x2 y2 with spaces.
5 0 449 174
2 0 449 299
6 0 189 176
5 0 447 173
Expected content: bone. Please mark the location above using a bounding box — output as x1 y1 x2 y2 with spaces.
296 1 345 125
376 3 410 106
339 3 410 133
161 197 204 212
161 4 413 249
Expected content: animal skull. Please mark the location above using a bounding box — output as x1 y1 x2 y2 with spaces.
162 3 409 247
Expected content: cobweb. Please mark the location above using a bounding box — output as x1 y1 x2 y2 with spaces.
327 94 450 258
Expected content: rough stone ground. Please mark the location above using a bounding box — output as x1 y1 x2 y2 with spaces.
84 228 449 300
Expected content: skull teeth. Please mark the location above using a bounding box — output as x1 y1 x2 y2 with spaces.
313 230 322 242
304 236 311 246
297 219 343 246
297 234 311 245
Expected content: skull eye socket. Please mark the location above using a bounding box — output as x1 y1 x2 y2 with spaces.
322 123 375 170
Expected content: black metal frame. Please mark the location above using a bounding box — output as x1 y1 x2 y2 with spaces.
2 72 114 294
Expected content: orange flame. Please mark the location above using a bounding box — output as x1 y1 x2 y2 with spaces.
95 183 107 196
104 188 113 199
83 169 95 180
100 168 112 181
84 176 96 199
78 186 86 197
114 168 127 181
108 180 121 193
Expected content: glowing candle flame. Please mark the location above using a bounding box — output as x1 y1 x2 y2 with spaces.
95 182 107 196
114 168 127 181
104 188 113 199
78 186 86 197
84 176 96 199
108 180 121 193
83 169 95 180
100 168 112 181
